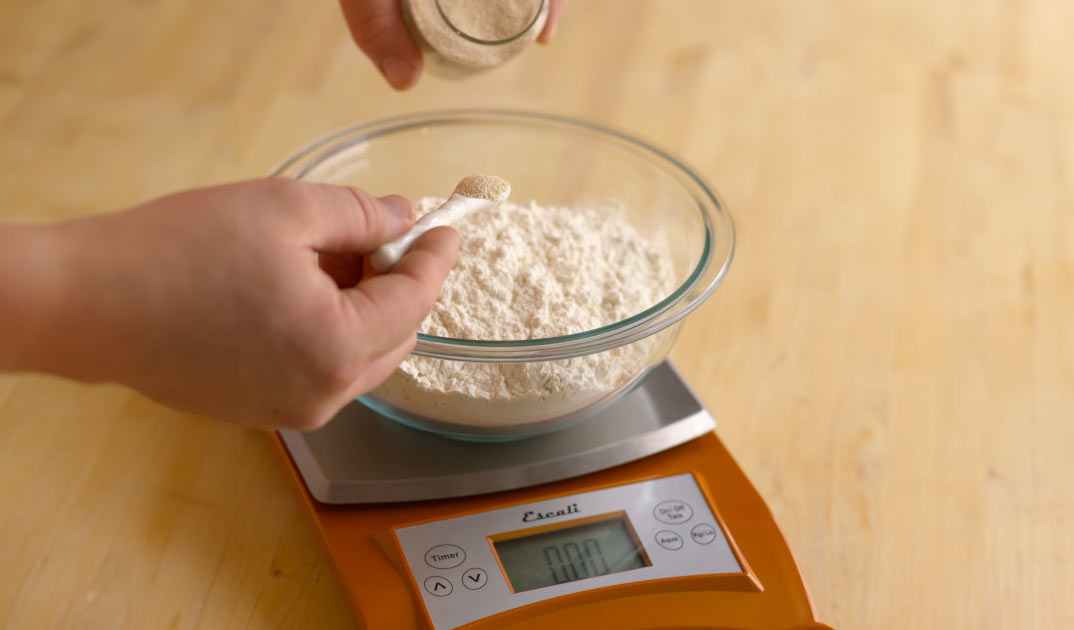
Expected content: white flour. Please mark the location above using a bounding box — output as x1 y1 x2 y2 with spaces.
373 197 677 428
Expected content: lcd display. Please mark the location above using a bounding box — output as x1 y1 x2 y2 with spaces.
491 513 650 593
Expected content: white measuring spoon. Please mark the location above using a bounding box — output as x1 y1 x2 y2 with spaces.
370 175 510 272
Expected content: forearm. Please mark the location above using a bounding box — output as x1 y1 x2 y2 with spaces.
0 219 127 383
0 223 71 372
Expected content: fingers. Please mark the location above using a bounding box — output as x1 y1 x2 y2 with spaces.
341 226 459 356
298 183 415 254
346 333 417 399
339 0 423 90
538 0 567 44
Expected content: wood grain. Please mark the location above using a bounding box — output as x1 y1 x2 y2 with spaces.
2 0 1072 628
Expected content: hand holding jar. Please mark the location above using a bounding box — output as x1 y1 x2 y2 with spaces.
339 0 568 89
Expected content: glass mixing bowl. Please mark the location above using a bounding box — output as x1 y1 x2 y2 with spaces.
272 110 734 441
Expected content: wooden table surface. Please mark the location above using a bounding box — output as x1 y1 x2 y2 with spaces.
2 1 1072 628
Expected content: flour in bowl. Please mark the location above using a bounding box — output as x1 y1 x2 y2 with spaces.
373 197 677 428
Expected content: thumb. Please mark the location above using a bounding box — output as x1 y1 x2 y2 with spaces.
339 0 423 90
341 226 459 357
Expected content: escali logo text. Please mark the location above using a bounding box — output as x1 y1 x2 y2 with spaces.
522 503 580 523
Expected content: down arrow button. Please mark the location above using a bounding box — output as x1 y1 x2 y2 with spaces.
462 568 488 590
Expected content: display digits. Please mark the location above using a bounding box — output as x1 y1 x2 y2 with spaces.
492 513 650 593
542 538 612 584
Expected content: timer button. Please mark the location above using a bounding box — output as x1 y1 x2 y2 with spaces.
691 523 718 545
653 499 693 524
462 567 488 590
655 530 684 550
424 544 466 569
423 576 453 597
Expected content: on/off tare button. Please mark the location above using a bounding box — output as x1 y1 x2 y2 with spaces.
424 544 466 569
653 499 693 524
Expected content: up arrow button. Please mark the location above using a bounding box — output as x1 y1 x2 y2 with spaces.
423 576 453 597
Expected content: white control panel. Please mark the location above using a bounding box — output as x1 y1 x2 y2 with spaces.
393 473 741 630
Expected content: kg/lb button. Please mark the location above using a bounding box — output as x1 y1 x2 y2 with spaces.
691 523 718 545
425 544 466 569
424 576 453 597
654 499 694 524
655 530 684 550
462 567 488 590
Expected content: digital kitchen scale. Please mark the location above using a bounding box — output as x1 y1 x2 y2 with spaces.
270 363 832 629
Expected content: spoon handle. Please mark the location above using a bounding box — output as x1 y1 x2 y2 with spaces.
370 194 493 272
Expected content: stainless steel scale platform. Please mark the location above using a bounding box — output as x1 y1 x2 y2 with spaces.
279 362 715 504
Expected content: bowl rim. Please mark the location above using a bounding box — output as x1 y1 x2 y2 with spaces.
271 108 735 362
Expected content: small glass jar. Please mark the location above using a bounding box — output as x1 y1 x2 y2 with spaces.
401 0 549 78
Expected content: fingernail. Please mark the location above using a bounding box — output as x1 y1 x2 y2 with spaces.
380 56 416 90
378 195 414 219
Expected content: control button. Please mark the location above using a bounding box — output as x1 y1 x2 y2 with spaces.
655 530 684 550
691 523 718 545
424 544 466 569
461 567 488 590
654 499 694 524
423 576 453 597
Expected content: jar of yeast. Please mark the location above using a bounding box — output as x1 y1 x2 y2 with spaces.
401 0 549 76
